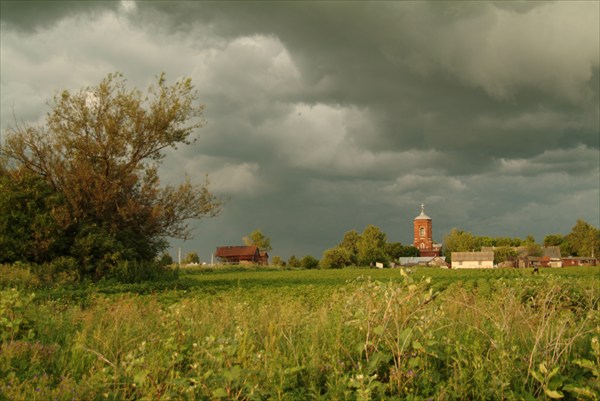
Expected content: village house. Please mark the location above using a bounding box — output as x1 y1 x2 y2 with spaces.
214 245 269 265
398 256 448 268
451 252 494 269
481 246 563 268
562 257 598 267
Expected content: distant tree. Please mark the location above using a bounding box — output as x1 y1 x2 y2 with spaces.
564 220 600 257
472 236 522 248
443 229 478 258
477 236 496 248
543 234 565 247
271 255 284 267
2 73 222 277
183 251 200 264
385 242 405 260
543 233 573 257
158 253 174 266
355 225 388 266
494 246 518 265
494 237 522 247
523 235 536 245
339 229 360 265
385 242 420 261
243 229 272 252
287 255 301 268
522 235 542 257
300 255 319 269
320 247 351 269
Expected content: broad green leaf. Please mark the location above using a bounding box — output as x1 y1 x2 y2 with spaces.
531 370 543 384
563 385 597 398
572 358 595 371
544 389 564 399
548 366 560 380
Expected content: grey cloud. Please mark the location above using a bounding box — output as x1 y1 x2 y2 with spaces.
0 1 119 32
1 1 598 260
148 1 598 167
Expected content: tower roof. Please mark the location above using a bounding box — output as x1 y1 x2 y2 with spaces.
414 203 431 220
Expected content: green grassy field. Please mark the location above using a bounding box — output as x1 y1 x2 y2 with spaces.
1 266 599 400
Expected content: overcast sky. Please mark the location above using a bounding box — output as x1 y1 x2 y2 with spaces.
1 1 599 261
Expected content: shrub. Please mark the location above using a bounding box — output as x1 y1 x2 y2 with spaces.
287 255 301 268
104 260 179 283
31 257 80 285
0 288 35 342
271 256 284 267
320 246 351 269
300 255 319 269
0 264 40 289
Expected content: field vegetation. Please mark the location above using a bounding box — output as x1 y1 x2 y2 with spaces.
1 265 598 400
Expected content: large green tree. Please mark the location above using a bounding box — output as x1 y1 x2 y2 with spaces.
443 228 478 254
2 73 222 275
564 220 599 257
356 224 388 266
442 228 479 263
338 229 360 265
385 242 420 259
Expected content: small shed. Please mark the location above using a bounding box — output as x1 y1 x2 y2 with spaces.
451 252 494 269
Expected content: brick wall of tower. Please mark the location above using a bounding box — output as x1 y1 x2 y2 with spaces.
413 219 433 251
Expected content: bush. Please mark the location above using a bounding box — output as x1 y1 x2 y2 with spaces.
32 257 80 285
288 255 301 268
0 264 40 289
0 288 35 342
300 255 319 269
320 247 351 269
271 256 285 267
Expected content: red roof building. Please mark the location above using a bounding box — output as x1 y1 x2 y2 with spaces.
215 246 269 265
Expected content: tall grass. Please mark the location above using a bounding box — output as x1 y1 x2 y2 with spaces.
0 268 598 400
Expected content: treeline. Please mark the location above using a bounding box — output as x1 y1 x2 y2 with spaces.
320 225 419 269
443 219 599 263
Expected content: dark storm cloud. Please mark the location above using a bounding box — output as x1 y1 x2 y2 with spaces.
0 1 119 32
134 1 599 163
1 1 598 260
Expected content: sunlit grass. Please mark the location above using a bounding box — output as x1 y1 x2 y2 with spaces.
1 266 598 400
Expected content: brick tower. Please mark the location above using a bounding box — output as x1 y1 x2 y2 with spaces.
413 204 440 257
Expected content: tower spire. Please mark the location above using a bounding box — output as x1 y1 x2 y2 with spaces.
420 203 425 215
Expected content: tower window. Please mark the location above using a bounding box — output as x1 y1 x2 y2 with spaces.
420 243 425 249
419 227 425 237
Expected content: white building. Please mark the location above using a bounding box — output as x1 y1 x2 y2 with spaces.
451 252 494 269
